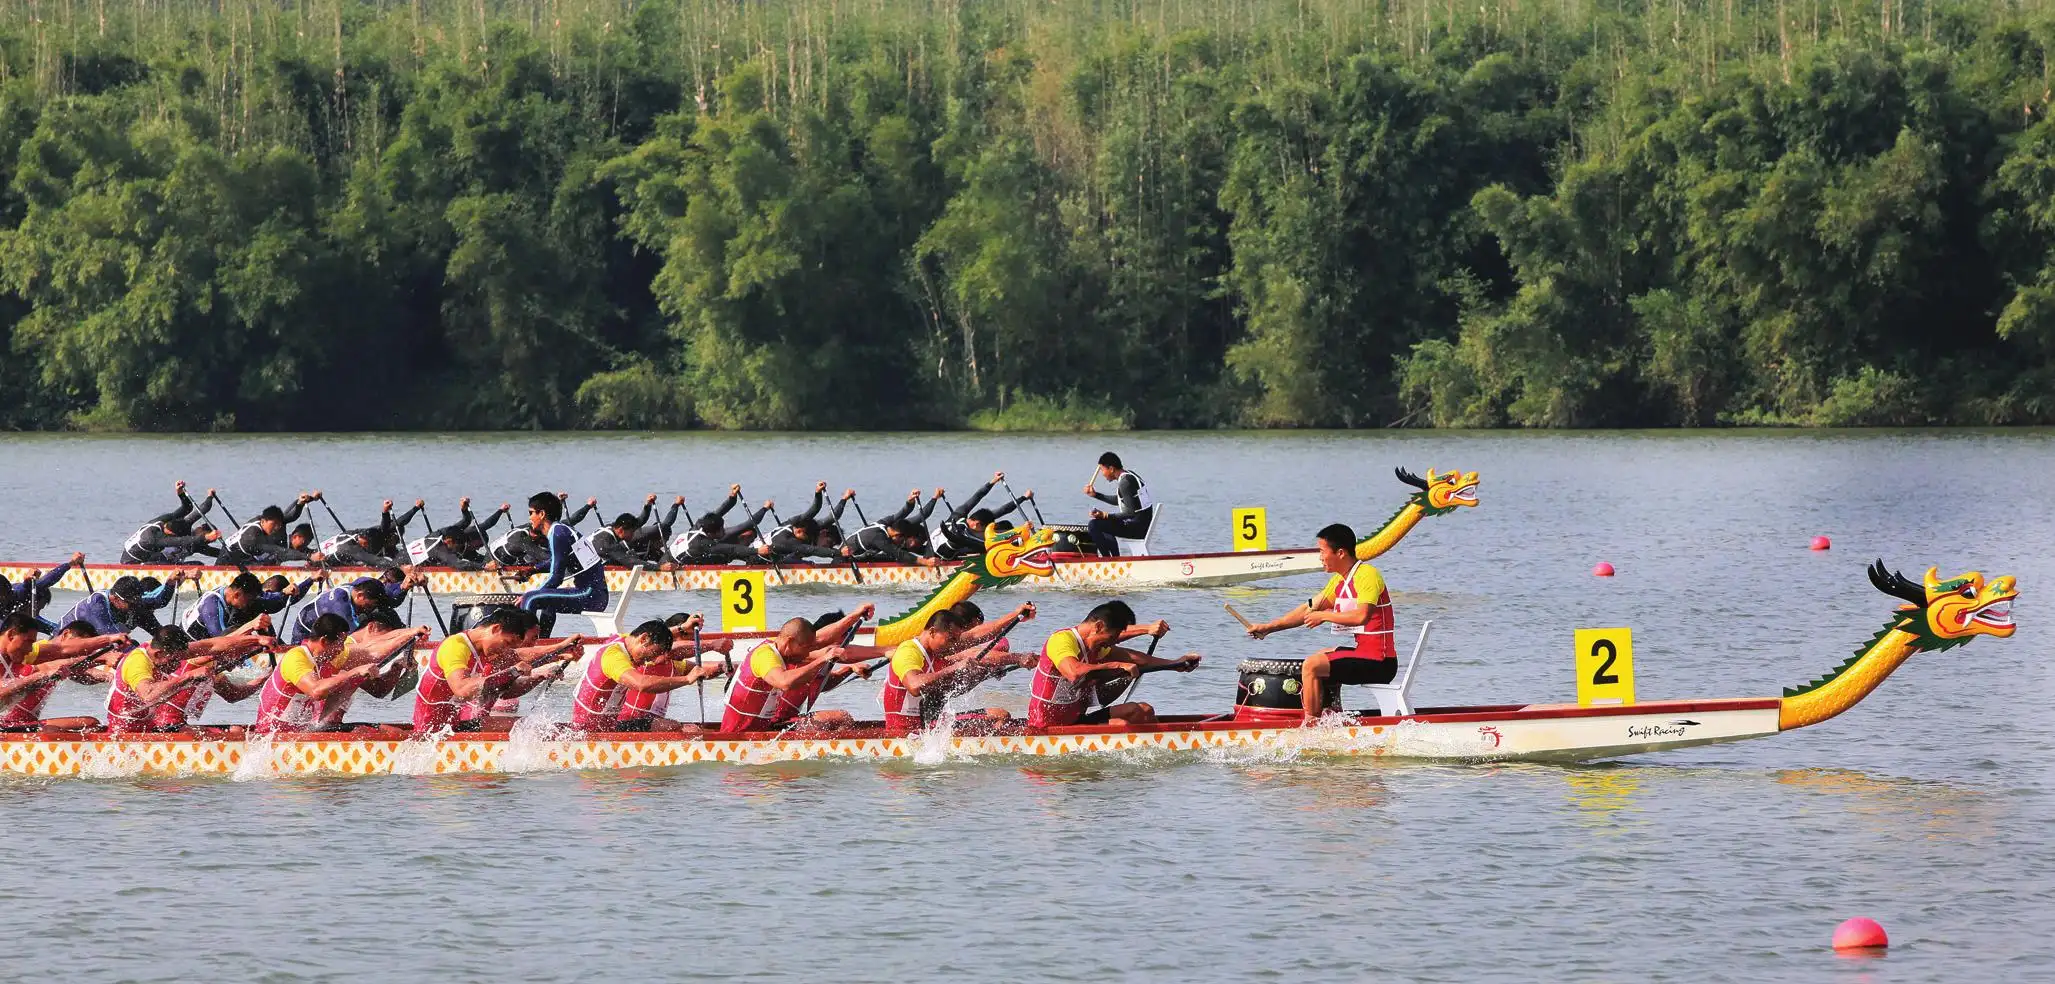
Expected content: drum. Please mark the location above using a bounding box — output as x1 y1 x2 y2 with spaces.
1233 659 1337 724
1043 523 1097 555
449 593 524 633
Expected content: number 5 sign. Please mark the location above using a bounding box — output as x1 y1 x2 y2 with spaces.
1231 507 1267 552
1574 628 1636 706
720 571 767 633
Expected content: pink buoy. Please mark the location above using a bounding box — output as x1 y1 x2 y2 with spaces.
1592 562 1615 577
1811 535 1832 551
1832 917 1888 951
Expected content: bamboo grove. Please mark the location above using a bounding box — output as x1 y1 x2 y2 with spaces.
1 0 2055 430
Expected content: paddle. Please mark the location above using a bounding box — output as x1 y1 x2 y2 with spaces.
693 622 706 727
314 493 347 535
803 613 867 714
1102 631 1164 710
416 580 450 636
1001 477 1043 527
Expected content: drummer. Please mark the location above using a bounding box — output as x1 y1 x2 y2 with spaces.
1243 523 1396 721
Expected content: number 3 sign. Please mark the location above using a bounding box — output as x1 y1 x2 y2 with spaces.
721 571 767 633
1574 628 1636 706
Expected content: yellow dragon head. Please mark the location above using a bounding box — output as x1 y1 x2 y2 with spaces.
977 524 1061 583
872 524 1059 647
1396 467 1480 516
1870 561 2018 648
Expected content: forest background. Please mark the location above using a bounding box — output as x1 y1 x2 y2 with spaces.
3 0 2055 431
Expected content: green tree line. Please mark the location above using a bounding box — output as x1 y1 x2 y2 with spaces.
0 0 2053 430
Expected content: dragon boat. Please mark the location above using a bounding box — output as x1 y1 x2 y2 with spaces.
0 468 1478 598
0 560 2013 778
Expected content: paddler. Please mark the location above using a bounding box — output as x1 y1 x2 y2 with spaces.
0 552 86 631
1243 522 1398 721
612 613 731 729
312 608 422 734
121 483 222 563
588 509 651 568
935 472 1032 561
881 610 1027 733
58 574 179 639
0 614 130 732
220 496 324 565
757 516 839 563
569 620 721 732
718 612 874 733
669 504 774 566
253 613 429 733
410 607 559 734
516 492 609 635
630 496 688 563
1026 601 1196 728
184 571 313 640
103 626 267 734
290 575 413 643
840 519 944 567
1083 452 1156 557
320 525 408 571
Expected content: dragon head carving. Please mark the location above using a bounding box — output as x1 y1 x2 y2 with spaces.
1395 467 1479 516
1869 560 2018 650
975 524 1060 585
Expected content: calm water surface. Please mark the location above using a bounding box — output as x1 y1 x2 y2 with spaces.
0 431 2050 983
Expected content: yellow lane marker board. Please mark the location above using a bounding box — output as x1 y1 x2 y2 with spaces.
1232 507 1268 552
1574 628 1635 706
720 571 767 633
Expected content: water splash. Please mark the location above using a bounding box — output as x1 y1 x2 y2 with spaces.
389 734 445 776
231 732 284 782
910 704 958 766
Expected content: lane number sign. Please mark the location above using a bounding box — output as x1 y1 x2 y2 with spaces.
1574 627 1636 706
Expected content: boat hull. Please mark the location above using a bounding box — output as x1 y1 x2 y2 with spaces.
0 698 1782 777
2 551 1322 598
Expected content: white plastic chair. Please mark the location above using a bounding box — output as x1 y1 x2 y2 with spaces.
1114 503 1164 557
1365 619 1431 717
587 565 643 638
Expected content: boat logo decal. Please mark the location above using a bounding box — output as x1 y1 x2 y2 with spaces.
1477 726 1502 747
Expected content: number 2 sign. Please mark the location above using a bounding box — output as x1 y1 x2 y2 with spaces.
1574 627 1636 706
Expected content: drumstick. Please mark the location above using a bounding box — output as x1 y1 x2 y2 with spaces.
1224 604 1255 631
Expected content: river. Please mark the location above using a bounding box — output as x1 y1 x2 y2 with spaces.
0 430 2048 982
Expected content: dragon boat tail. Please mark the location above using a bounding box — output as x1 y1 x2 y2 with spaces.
0 560 2011 778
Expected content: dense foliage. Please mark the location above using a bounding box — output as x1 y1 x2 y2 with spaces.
0 0 2052 430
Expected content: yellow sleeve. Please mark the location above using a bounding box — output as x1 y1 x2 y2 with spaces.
599 642 633 682
1313 572 1345 607
1044 630 1083 670
278 646 318 692
1351 564 1386 603
748 642 784 680
434 637 475 679
118 649 155 690
23 640 48 667
890 640 928 679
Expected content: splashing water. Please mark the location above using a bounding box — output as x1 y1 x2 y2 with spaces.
910 704 959 766
231 732 284 782
389 734 445 776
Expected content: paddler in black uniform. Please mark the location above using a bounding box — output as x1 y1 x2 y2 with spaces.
1083 452 1156 557
935 472 1033 561
841 520 943 567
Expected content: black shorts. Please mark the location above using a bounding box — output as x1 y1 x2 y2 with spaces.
1327 655 1397 686
451 719 483 734
612 717 654 733
1076 707 1112 726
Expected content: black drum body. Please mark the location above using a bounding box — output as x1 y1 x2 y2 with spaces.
1043 523 1098 556
448 593 524 634
1235 659 1338 721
